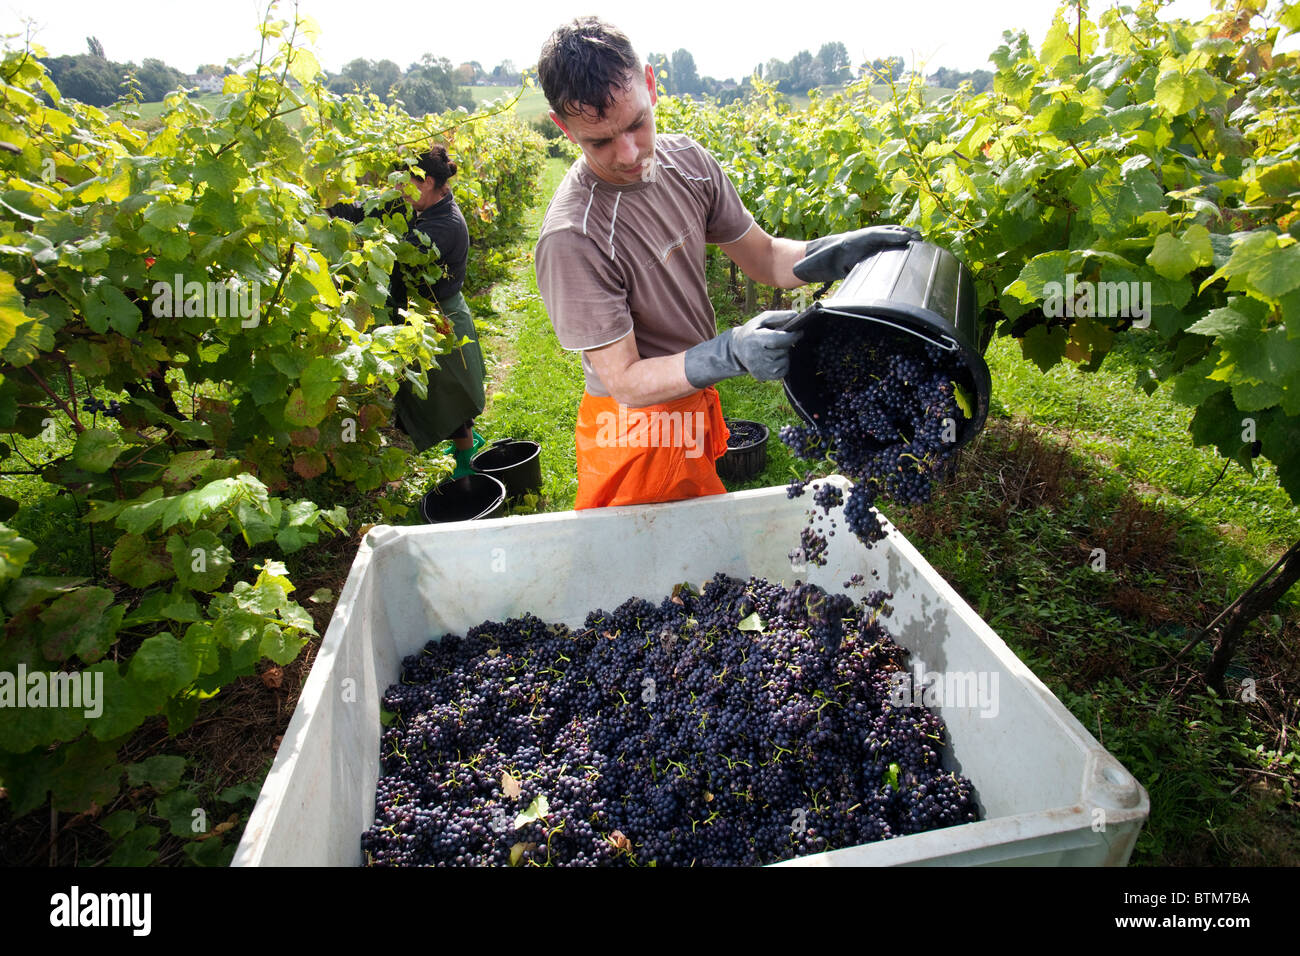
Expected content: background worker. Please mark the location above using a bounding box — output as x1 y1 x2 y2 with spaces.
330 145 486 477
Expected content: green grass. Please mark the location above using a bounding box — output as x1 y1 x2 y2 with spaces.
114 92 225 121
882 419 1298 864
466 157 584 510
469 85 550 124
984 333 1300 577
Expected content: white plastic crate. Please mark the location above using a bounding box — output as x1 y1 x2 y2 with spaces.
233 478 1148 866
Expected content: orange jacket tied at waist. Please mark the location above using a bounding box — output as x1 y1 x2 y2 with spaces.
574 386 730 510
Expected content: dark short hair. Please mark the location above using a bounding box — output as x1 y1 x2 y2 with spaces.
538 17 642 120
414 144 457 188
394 145 458 188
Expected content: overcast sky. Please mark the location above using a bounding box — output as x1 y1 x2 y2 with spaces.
1 1 1257 79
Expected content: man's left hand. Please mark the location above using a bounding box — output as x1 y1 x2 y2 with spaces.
793 225 922 283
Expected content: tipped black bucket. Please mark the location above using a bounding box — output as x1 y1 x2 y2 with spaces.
471 438 542 501
420 473 507 523
782 241 991 449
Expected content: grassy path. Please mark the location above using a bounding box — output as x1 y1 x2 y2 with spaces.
464 158 584 509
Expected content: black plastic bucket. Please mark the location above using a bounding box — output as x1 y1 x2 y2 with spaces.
420 473 507 523
782 241 992 449
717 418 769 482
470 438 542 501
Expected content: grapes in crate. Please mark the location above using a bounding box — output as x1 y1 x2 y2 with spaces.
361 573 978 867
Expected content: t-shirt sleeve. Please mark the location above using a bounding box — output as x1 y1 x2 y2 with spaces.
699 143 755 245
535 229 635 351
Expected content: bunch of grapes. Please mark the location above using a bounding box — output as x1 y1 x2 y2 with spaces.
81 396 122 419
779 323 964 547
361 574 978 867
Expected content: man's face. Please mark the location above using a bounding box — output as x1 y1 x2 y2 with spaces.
551 63 658 186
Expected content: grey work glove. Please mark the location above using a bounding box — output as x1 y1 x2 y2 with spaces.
793 225 922 283
684 310 800 388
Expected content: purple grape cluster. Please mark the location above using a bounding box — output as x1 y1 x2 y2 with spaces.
779 323 964 546
361 574 978 867
81 396 122 418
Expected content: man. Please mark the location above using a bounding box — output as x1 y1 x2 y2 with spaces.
535 17 918 509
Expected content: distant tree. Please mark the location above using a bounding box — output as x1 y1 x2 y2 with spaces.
488 59 519 85
785 50 814 93
864 55 906 83
925 66 994 93
375 60 402 95
670 49 701 96
86 36 104 58
136 57 186 101
58 59 120 105
394 54 473 116
816 42 850 86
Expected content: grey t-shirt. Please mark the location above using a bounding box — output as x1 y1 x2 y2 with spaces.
535 133 755 397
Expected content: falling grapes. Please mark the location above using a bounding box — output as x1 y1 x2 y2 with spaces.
361 574 978 867
780 322 964 547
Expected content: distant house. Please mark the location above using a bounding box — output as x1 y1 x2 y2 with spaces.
188 73 224 94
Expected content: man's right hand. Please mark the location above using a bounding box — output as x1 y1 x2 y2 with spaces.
684 310 800 388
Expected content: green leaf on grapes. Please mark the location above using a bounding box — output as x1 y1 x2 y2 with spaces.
259 624 307 666
48 737 123 813
100 810 142 841
514 794 550 828
1154 71 1197 116
952 384 974 419
1206 231 1300 299
155 787 202 838
886 763 900 790
300 355 348 405
161 450 216 487
303 250 340 307
737 612 765 633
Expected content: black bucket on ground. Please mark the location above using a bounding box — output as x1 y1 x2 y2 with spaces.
420 473 507 523
717 418 769 483
782 241 992 449
471 439 542 501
